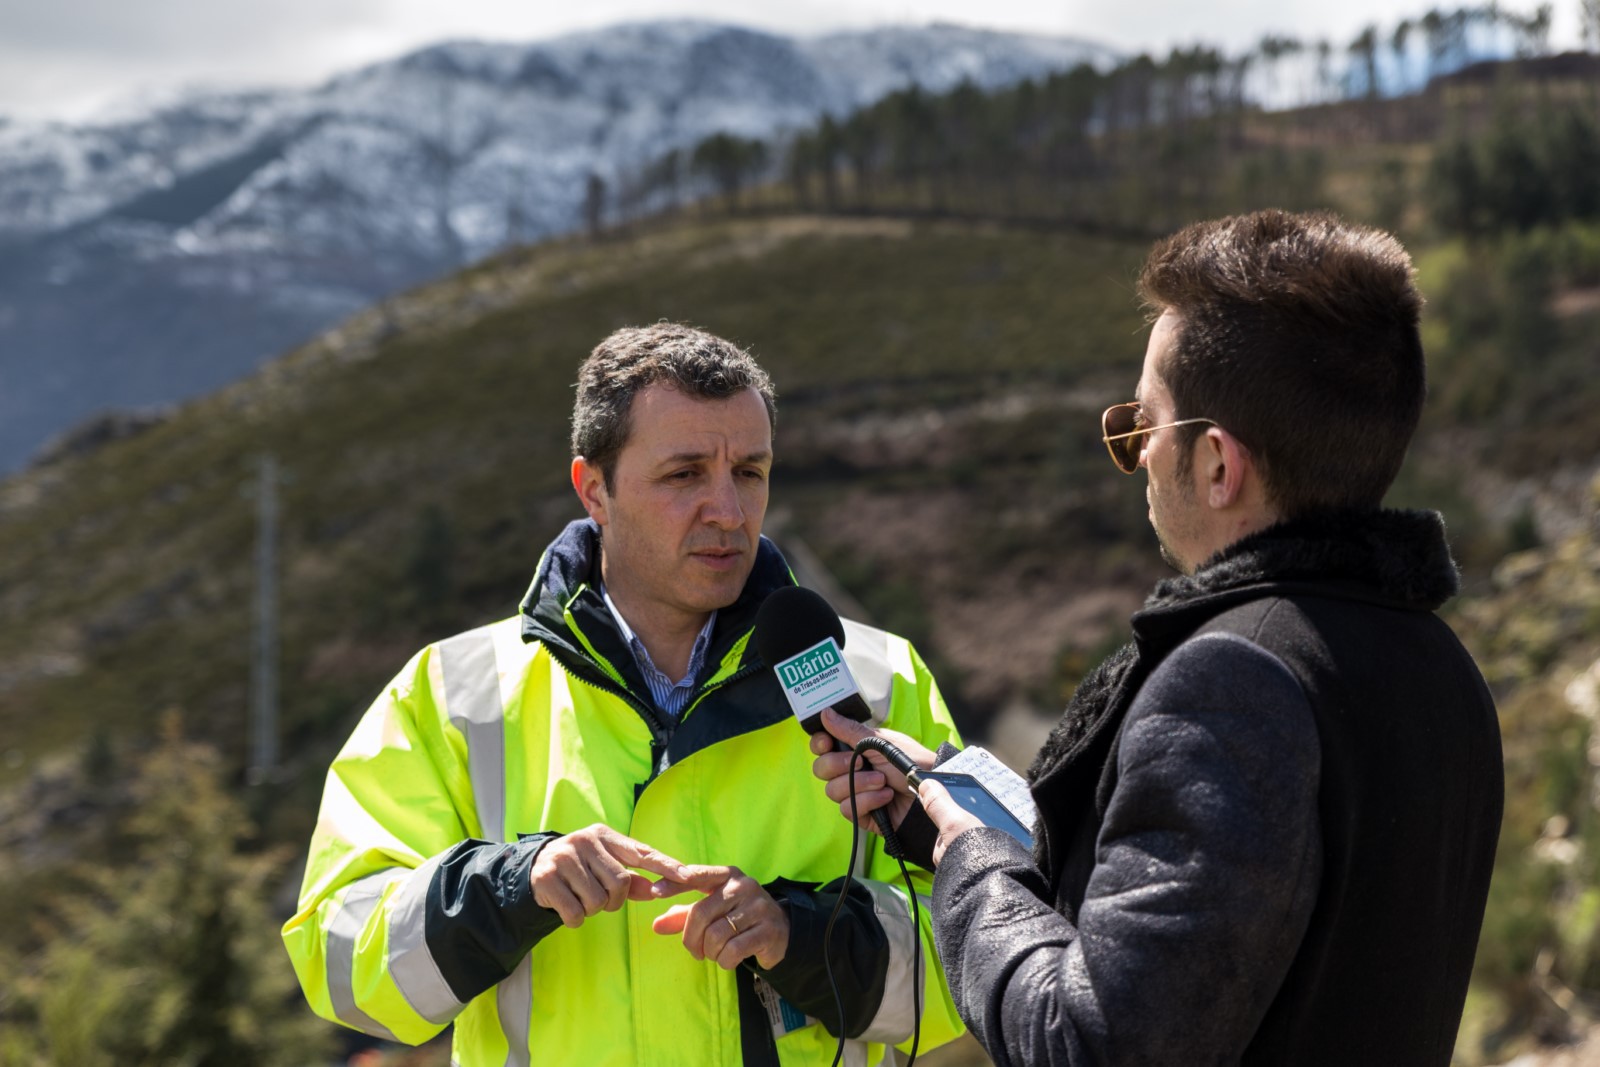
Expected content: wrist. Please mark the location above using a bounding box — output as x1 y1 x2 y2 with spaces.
764 896 791 967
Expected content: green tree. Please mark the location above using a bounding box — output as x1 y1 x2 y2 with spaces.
814 115 844 209
641 148 684 213
1431 135 1485 235
690 132 770 212
1483 109 1554 230
582 172 606 239
1545 108 1600 220
0 714 333 1066
884 87 945 208
1372 157 1411 233
1255 33 1303 106
1514 2 1555 56
1038 65 1102 186
1390 18 1415 94
1349 24 1383 100
1497 236 1561 358
786 134 815 210
1421 8 1449 81
841 111 881 207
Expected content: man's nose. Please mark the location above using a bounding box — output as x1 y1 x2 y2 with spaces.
701 471 745 529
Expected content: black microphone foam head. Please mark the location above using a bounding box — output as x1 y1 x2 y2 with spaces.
753 585 847 668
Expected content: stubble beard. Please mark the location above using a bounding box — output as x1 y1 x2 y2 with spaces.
1148 482 1200 576
1156 534 1187 574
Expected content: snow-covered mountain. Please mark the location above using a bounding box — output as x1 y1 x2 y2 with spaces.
0 20 1112 471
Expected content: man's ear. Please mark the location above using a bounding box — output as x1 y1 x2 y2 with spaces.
1199 428 1252 510
572 457 610 526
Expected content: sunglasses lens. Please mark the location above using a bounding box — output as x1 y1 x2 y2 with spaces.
1103 405 1141 473
1109 439 1137 474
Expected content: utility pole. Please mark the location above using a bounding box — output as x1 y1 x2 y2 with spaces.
249 453 279 784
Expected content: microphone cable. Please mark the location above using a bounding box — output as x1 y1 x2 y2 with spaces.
820 740 924 1067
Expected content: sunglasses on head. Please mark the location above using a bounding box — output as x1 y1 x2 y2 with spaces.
1100 402 1219 474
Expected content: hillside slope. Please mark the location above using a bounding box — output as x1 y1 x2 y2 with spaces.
0 215 1158 799
1 211 1596 1062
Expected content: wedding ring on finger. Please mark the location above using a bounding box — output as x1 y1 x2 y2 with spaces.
725 914 741 936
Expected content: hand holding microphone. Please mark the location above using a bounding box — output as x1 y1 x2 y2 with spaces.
754 587 1021 867
810 708 933 833
754 587 912 840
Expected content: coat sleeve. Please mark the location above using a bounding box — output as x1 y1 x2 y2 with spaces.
280 642 562 1044
931 633 1323 1066
756 637 969 1055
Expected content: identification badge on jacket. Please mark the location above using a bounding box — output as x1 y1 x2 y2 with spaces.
753 975 813 1038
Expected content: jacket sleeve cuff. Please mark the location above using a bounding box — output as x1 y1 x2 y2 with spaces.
891 801 939 871
884 739 960 869
423 832 566 1003
751 877 890 1038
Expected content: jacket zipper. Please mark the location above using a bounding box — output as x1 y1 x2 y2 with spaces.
566 657 768 794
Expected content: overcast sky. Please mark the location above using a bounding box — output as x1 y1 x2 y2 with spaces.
0 0 1587 122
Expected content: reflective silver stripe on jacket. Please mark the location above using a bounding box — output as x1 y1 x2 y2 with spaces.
439 627 507 841
854 879 927 1045
327 870 405 1041
438 624 530 1062
500 955 534 1067
385 853 466 1025
842 620 894 724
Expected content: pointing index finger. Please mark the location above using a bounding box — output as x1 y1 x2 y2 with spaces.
647 864 737 899
601 831 691 881
672 864 737 888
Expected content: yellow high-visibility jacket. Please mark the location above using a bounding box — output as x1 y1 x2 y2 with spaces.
283 521 966 1066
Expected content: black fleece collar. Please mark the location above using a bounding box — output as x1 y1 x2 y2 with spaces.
1027 508 1461 791
1148 508 1459 613
1129 508 1459 650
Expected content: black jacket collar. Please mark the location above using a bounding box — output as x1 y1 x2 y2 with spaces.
517 519 794 708
1132 508 1460 651
1027 508 1461 788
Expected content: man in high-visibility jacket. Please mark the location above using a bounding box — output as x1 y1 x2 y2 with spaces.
282 323 966 1065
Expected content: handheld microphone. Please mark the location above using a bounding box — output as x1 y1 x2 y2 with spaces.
754 586 897 834
753 586 873 732
755 586 926 1066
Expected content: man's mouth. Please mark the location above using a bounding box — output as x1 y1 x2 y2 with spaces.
690 546 743 569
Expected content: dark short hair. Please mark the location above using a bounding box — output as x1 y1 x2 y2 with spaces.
572 323 777 488
1137 210 1425 517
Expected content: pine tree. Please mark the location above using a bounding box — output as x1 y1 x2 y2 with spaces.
1483 109 1554 230
1544 108 1600 220
1430 135 1486 235
0 715 334 1066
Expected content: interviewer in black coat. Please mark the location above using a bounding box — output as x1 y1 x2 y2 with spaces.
814 210 1503 1066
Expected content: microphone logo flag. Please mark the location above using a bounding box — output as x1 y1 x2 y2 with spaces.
772 637 861 722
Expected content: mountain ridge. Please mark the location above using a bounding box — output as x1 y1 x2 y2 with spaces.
0 20 1113 473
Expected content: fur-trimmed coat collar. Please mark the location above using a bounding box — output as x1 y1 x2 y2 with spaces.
1027 508 1461 785
1147 508 1459 614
